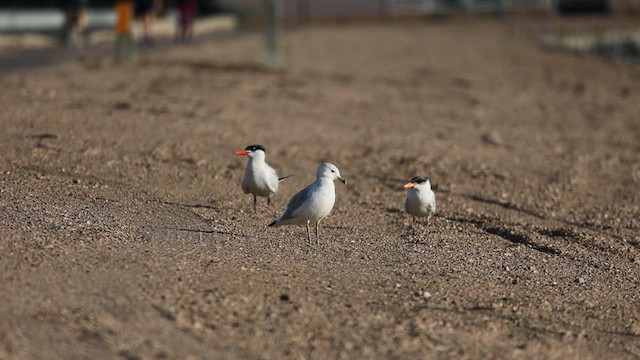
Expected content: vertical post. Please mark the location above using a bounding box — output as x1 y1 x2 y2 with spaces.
264 0 283 70
296 0 310 24
379 0 388 20
115 1 134 61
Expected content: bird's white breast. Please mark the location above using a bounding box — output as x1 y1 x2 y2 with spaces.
242 159 278 197
405 188 436 218
293 179 335 223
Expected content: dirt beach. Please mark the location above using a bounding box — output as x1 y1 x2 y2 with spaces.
0 18 639 359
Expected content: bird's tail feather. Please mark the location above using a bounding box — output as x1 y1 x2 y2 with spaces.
268 219 278 227
278 175 293 182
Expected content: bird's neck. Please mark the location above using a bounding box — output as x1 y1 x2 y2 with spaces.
316 176 335 187
249 152 266 164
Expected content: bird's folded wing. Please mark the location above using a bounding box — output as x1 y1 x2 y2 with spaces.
279 185 312 221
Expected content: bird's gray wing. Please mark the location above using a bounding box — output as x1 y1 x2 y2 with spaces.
279 185 313 221
241 177 250 194
266 166 279 193
241 166 251 194
429 195 436 214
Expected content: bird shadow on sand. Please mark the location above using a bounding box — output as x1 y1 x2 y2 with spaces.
158 200 218 210
466 194 545 219
380 205 433 244
141 59 269 74
385 207 403 214
400 219 435 245
466 194 628 243
441 212 562 256
323 225 352 230
166 226 250 238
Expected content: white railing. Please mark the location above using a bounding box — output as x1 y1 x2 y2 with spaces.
0 9 115 32
387 0 450 15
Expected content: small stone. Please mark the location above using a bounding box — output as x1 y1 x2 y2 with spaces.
585 301 594 308
481 131 503 146
114 101 131 110
279 293 290 302
423 291 432 299
577 277 586 284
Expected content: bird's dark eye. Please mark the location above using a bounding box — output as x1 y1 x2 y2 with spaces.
331 169 335 173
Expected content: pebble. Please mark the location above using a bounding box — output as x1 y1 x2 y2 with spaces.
481 131 503 146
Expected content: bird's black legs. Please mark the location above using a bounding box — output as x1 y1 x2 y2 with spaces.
253 195 257 212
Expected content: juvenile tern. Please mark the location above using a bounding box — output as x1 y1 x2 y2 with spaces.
404 176 436 224
269 162 346 242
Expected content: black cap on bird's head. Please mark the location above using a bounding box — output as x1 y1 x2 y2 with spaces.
234 144 266 156
245 144 266 153
410 176 428 184
404 176 430 188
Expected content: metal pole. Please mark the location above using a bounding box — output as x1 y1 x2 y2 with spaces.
115 1 134 61
379 0 388 20
264 0 283 70
297 0 310 23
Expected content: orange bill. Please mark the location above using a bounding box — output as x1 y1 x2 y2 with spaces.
404 182 415 188
234 149 249 156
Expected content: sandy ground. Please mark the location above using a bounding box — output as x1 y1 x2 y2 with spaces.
0 18 639 359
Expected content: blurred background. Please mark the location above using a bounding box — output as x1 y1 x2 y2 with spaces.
0 0 638 64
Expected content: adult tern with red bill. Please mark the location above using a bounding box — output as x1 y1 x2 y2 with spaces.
234 144 288 212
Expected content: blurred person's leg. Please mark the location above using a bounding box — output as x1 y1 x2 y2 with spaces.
184 2 196 41
63 10 78 47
